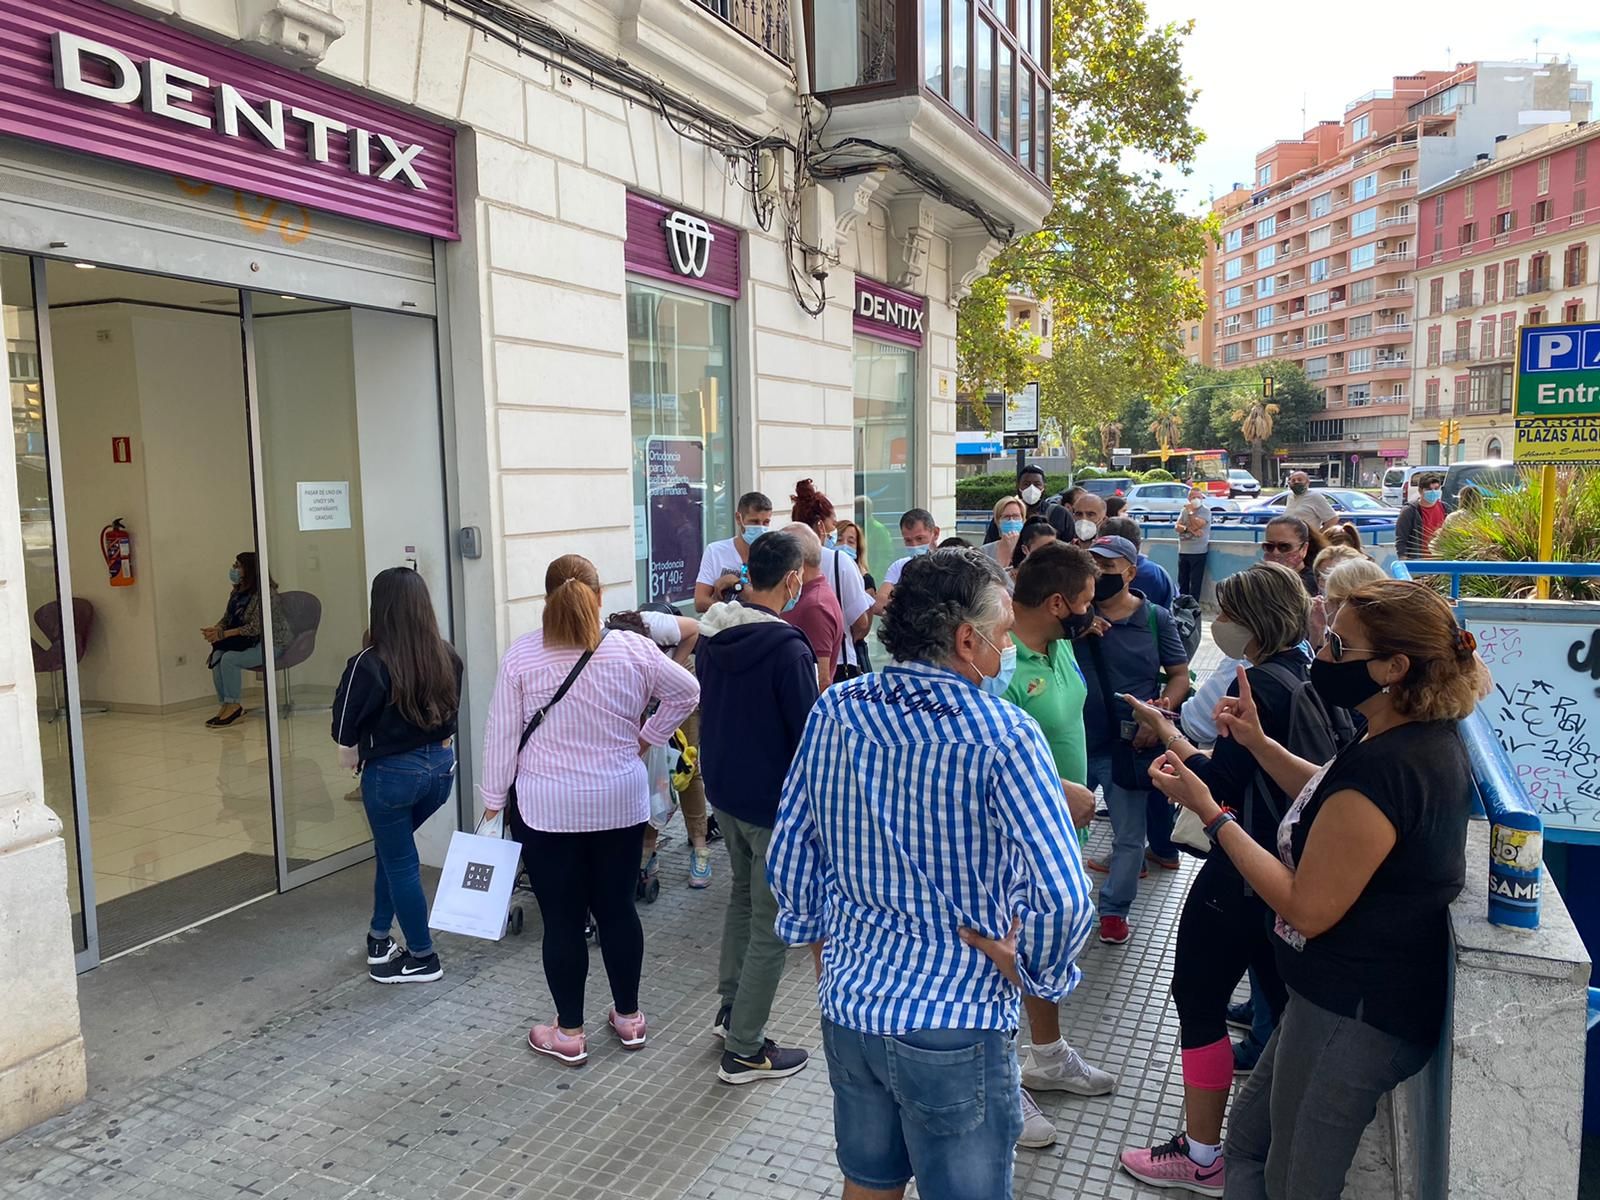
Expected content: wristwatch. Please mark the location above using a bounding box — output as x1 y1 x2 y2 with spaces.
1204 808 1238 844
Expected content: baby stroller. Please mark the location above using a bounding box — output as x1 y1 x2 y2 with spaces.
636 725 697 902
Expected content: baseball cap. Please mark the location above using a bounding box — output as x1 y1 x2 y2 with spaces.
1089 535 1138 563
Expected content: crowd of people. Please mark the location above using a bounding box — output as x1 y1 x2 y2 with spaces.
322 465 1489 1200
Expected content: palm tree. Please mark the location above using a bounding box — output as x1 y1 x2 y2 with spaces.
1097 421 1123 463
1147 400 1183 466
1233 398 1280 482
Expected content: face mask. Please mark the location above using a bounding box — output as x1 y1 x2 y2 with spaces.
742 524 767 546
978 637 1018 696
1094 571 1127 603
1290 482 1308 495
1421 489 1442 505
999 518 1025 536
1074 519 1099 542
1020 484 1043 505
1060 610 1096 639
825 531 838 547
1310 656 1386 710
1211 617 1254 661
907 543 931 557
781 575 801 613
229 567 243 585
838 544 858 561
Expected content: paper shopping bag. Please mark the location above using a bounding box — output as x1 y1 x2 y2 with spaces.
428 828 524 941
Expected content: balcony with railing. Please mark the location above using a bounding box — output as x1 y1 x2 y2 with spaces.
697 0 792 57
1443 292 1479 313
1518 275 1553 297
1441 347 1476 364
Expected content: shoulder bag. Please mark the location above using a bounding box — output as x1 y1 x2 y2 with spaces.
831 552 865 681
503 634 604 836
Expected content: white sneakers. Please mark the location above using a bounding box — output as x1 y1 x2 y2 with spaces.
1021 1041 1118 1097
1018 1089 1057 1148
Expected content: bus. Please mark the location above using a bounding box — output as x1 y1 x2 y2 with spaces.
1128 448 1231 497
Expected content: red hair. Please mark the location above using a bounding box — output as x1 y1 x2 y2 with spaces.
790 478 835 530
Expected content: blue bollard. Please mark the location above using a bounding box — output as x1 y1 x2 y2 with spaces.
1488 815 1543 929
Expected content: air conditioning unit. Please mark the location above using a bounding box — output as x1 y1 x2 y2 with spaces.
1377 240 1388 250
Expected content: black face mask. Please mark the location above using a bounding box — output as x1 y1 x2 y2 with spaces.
1060 610 1096 639
1093 572 1127 603
1309 657 1385 710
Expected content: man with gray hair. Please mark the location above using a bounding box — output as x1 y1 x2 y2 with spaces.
769 547 1095 1199
780 522 844 690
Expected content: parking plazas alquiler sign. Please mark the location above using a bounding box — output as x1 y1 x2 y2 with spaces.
1515 322 1600 463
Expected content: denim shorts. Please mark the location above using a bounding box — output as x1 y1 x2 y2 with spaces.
820 1018 1022 1199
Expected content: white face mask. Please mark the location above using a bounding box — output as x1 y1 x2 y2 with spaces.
1074 518 1099 542
1020 484 1043 506
1211 617 1254 662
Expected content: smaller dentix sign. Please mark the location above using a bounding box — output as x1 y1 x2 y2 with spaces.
663 210 715 279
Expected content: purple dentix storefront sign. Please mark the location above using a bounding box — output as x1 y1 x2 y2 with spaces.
0 0 458 240
855 277 926 349
625 193 741 299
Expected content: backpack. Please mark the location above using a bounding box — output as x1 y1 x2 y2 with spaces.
1243 659 1358 830
1169 595 1203 661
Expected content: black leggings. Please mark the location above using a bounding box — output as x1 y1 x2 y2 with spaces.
512 816 646 1029
1172 855 1287 1050
1178 552 1209 600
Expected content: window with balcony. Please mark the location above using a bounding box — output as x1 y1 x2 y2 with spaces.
1503 260 1519 300
1225 228 1243 252
1256 274 1276 298
1423 378 1441 419
1348 314 1372 340
1347 348 1372 374
1349 278 1375 304
1224 257 1243 281
1308 322 1329 346
1566 299 1586 323
1309 225 1332 251
1257 304 1275 329
1483 263 1498 301
1468 364 1513 414
1530 199 1553 227
1500 312 1516 357
1311 192 1332 219
1256 334 1274 357
1349 244 1375 272
1308 291 1330 315
1351 207 1376 237
1224 286 1243 309
1426 325 1441 367
1307 356 1329 379
1458 221 1477 246
1353 173 1378 202
1528 253 1551 292
1495 210 1516 237
882 0 1049 176
1528 307 1546 326
1427 277 1444 316
1256 245 1276 270
1479 317 1496 360
1223 315 1242 335
1258 215 1277 239
1454 319 1471 355
1310 257 1330 282
1566 243 1588 287
1223 343 1241 364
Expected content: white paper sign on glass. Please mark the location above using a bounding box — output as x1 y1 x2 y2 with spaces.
1004 382 1040 434
428 828 525 941
297 481 351 531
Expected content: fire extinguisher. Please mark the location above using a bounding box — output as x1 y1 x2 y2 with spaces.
101 519 134 587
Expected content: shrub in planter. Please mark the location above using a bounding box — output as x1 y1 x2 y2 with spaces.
1430 467 1600 601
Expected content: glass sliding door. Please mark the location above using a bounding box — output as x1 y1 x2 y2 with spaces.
4 252 89 956
250 296 451 887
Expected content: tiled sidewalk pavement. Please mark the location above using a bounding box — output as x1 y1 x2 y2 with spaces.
2 641 1221 1200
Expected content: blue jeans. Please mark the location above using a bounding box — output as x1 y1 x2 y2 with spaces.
1086 749 1147 919
361 744 456 958
821 1018 1022 1199
212 644 264 703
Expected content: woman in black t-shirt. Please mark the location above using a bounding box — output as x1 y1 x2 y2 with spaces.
1148 579 1487 1199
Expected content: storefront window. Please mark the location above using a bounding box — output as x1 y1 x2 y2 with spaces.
627 281 734 607
854 337 916 569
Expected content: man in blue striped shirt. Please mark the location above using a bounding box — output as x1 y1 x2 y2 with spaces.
768 548 1095 1200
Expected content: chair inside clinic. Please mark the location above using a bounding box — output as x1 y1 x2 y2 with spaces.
252 590 322 711
31 598 94 722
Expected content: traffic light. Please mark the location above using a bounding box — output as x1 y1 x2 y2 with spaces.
1263 375 1275 399
1438 420 1450 444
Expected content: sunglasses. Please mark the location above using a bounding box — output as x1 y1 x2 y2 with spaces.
1325 630 1380 662
1262 541 1302 554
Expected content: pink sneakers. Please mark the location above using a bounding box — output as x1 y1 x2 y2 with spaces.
1119 1135 1226 1197
609 1008 648 1050
528 1023 588 1067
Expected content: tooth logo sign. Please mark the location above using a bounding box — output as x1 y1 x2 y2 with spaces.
663 210 716 279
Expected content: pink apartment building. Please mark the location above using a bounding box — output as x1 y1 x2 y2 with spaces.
1411 121 1600 464
1207 62 1591 485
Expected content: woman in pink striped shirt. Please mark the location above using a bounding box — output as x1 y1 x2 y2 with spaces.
481 554 699 1067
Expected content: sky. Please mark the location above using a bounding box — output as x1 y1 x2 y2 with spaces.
1142 0 1600 213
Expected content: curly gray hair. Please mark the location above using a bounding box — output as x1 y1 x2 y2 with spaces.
879 548 1008 666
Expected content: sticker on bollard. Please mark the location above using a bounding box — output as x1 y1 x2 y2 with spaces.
1489 820 1543 928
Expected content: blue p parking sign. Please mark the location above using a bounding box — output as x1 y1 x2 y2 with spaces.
1515 321 1600 462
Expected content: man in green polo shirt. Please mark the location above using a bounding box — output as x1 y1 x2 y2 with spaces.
1003 542 1117 1144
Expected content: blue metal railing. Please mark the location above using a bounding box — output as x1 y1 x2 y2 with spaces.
1387 559 1600 928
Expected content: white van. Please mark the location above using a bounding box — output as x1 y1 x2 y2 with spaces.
1381 465 1426 507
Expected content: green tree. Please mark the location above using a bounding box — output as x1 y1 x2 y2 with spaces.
957 0 1212 433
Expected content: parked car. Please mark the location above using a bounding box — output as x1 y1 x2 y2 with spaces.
1443 459 1523 505
1080 476 1136 499
1227 469 1261 498
1382 465 1427 507
1123 482 1239 519
1240 488 1398 527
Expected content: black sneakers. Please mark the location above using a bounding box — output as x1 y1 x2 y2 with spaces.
366 934 401 966
711 1003 732 1040
369 951 443 984
718 1040 809 1085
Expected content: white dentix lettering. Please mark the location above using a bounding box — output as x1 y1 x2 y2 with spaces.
857 291 873 318
217 84 285 150
289 106 347 164
141 58 212 129
375 133 427 190
349 126 372 176
51 32 140 105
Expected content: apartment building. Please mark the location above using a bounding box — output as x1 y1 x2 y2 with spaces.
1410 122 1600 464
955 292 1055 472
1177 261 1213 366
1208 62 1592 485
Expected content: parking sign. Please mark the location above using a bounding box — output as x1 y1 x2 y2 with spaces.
1514 322 1600 462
